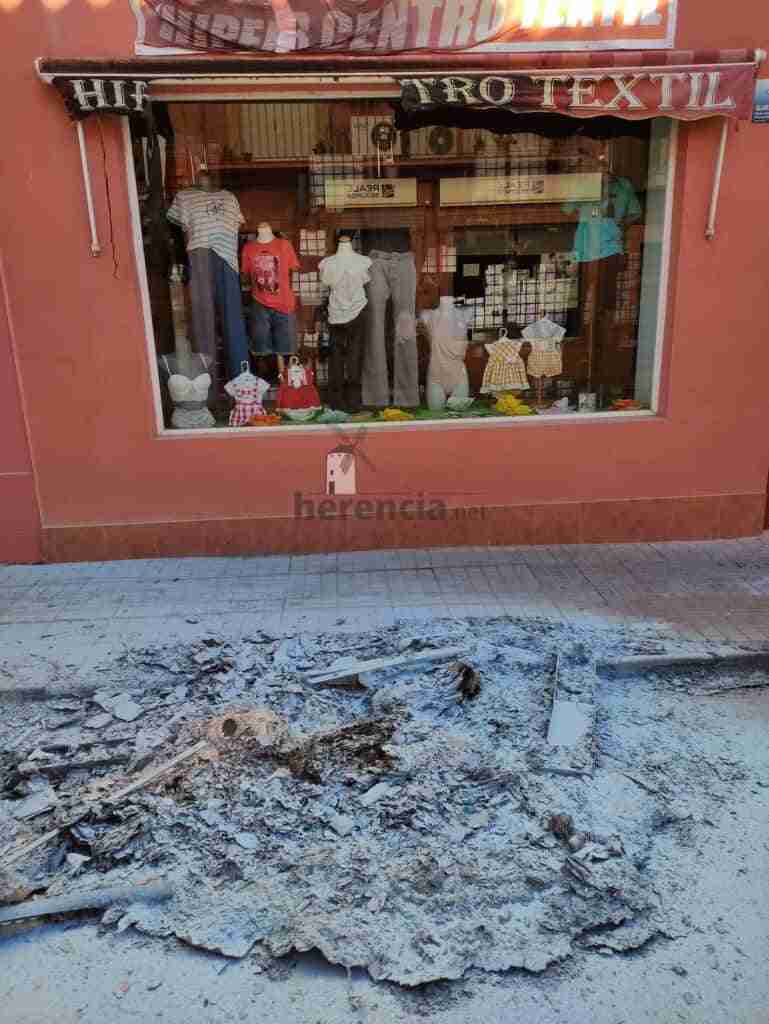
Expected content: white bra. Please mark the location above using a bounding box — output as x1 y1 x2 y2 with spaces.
167 373 211 403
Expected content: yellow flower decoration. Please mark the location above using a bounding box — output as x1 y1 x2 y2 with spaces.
493 394 534 417
381 407 416 421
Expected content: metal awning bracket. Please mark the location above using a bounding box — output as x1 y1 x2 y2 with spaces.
75 120 101 257
705 118 730 241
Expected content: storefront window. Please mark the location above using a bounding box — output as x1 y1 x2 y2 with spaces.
130 99 672 430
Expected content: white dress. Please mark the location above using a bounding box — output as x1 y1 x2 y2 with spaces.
522 318 566 378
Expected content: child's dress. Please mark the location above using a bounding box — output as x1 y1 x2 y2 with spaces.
276 357 322 412
481 338 529 394
225 367 270 426
522 318 566 378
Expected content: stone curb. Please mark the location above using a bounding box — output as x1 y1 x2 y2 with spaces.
597 651 769 676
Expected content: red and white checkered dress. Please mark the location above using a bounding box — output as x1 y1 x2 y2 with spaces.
225 375 270 426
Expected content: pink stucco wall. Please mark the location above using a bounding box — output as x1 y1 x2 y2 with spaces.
1 1 768 560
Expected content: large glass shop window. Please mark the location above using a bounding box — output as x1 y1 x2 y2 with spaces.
131 100 671 429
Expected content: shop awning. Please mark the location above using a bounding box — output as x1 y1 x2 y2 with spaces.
38 48 760 122
36 45 763 247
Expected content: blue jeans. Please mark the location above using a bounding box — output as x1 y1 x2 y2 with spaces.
188 249 250 383
250 303 297 356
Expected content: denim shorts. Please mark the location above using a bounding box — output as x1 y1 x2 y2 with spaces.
250 302 297 356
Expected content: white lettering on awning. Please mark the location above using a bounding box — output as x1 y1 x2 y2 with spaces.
605 74 647 109
570 75 604 107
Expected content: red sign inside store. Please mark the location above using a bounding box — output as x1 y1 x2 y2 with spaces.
133 0 677 55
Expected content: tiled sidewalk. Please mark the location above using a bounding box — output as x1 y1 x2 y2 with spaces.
1 535 768 694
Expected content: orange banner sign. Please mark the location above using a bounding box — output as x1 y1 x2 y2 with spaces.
133 0 677 55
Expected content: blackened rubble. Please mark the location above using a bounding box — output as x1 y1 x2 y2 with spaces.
0 618 757 986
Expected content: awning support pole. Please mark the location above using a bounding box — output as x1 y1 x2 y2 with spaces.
76 120 102 257
705 118 730 241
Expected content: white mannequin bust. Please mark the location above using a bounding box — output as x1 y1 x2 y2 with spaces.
335 235 355 259
257 222 275 243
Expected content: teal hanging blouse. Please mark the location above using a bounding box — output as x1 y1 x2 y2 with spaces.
563 176 642 263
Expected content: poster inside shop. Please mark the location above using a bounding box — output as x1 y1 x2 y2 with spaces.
132 0 677 56
440 172 602 207
753 79 769 123
325 177 418 209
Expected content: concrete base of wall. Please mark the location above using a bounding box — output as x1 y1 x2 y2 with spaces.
35 492 766 563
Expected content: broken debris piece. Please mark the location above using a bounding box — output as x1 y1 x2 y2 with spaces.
111 698 143 723
0 869 35 907
360 781 392 807
548 813 574 839
304 645 465 688
0 881 173 926
451 663 482 701
205 709 289 755
547 700 593 749
568 832 587 852
234 833 259 851
11 788 58 821
328 813 355 837
84 714 113 730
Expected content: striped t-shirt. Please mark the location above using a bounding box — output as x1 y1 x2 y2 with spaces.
167 188 244 272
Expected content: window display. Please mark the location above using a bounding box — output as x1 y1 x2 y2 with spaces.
131 99 671 430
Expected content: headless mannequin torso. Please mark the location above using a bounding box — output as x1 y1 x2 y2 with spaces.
421 296 473 411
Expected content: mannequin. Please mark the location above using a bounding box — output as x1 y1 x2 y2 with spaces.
481 327 529 396
319 235 372 411
241 221 300 375
420 296 473 411
166 165 249 391
159 333 215 430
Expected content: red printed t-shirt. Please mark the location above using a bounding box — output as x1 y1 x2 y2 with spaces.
241 238 300 314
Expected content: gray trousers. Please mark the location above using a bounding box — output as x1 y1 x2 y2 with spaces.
362 251 419 408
